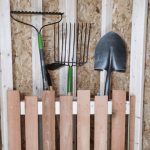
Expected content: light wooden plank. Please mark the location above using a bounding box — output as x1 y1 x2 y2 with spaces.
31 0 43 98
60 96 73 150
129 96 135 150
7 91 21 150
101 1 113 149
20 100 130 115
31 1 43 149
59 0 77 97
129 1 148 150
111 90 126 150
77 90 90 150
94 96 108 150
100 0 113 95
59 1 77 149
25 96 38 150
42 91 55 150
0 0 13 150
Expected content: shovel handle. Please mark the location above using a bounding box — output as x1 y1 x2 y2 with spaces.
38 34 48 90
67 66 72 95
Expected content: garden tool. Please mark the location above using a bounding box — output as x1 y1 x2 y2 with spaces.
10 11 64 150
47 23 91 96
10 11 64 90
94 31 126 96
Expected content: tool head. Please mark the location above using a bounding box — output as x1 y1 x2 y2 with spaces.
46 63 64 71
94 31 126 72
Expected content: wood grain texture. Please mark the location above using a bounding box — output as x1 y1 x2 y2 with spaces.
31 0 43 98
25 96 38 150
7 91 21 150
42 91 55 150
94 96 108 150
77 90 90 150
0 0 13 149
60 96 73 150
130 1 148 150
130 96 135 150
111 90 126 150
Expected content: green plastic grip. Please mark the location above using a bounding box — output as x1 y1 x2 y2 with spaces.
67 67 72 93
38 34 43 49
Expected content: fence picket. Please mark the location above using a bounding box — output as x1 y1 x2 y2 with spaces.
7 91 21 150
129 96 135 150
111 90 126 150
94 96 108 150
77 90 90 150
60 96 73 150
42 91 55 150
25 96 38 150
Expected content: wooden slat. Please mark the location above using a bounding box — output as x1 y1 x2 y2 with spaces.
25 96 38 150
129 96 135 150
0 0 13 149
94 96 108 150
111 90 126 150
100 1 113 149
31 1 43 149
59 0 77 97
100 0 113 95
77 90 90 150
7 91 21 150
60 96 73 150
129 1 148 150
31 0 43 98
42 91 55 150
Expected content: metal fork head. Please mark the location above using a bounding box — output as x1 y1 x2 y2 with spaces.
54 23 91 67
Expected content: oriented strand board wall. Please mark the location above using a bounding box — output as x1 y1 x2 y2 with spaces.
10 0 32 100
6 0 150 150
143 1 150 149
111 0 132 95
77 0 101 97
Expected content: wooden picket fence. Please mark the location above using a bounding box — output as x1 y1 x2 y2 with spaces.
7 90 135 150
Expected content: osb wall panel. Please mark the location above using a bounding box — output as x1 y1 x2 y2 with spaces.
143 1 150 149
111 0 132 95
10 0 32 100
42 0 59 96
77 0 101 97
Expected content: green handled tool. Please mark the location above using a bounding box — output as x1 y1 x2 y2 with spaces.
10 11 64 150
49 23 91 95
10 11 64 90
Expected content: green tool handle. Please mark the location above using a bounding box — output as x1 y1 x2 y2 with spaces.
38 34 48 90
67 66 72 95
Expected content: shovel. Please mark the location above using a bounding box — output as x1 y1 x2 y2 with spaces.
94 31 126 96
45 63 64 90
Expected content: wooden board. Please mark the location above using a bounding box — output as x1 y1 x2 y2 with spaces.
60 96 73 150
129 96 135 150
25 96 38 150
42 91 55 150
77 90 90 150
101 1 113 149
111 90 126 150
0 0 13 150
20 100 130 115
100 0 113 95
59 0 77 97
7 91 21 150
94 96 108 150
129 0 148 150
31 0 43 98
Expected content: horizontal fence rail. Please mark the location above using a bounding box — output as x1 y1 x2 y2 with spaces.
7 90 135 150
20 100 130 115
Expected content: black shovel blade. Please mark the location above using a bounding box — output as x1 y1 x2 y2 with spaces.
94 31 126 72
46 63 64 71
